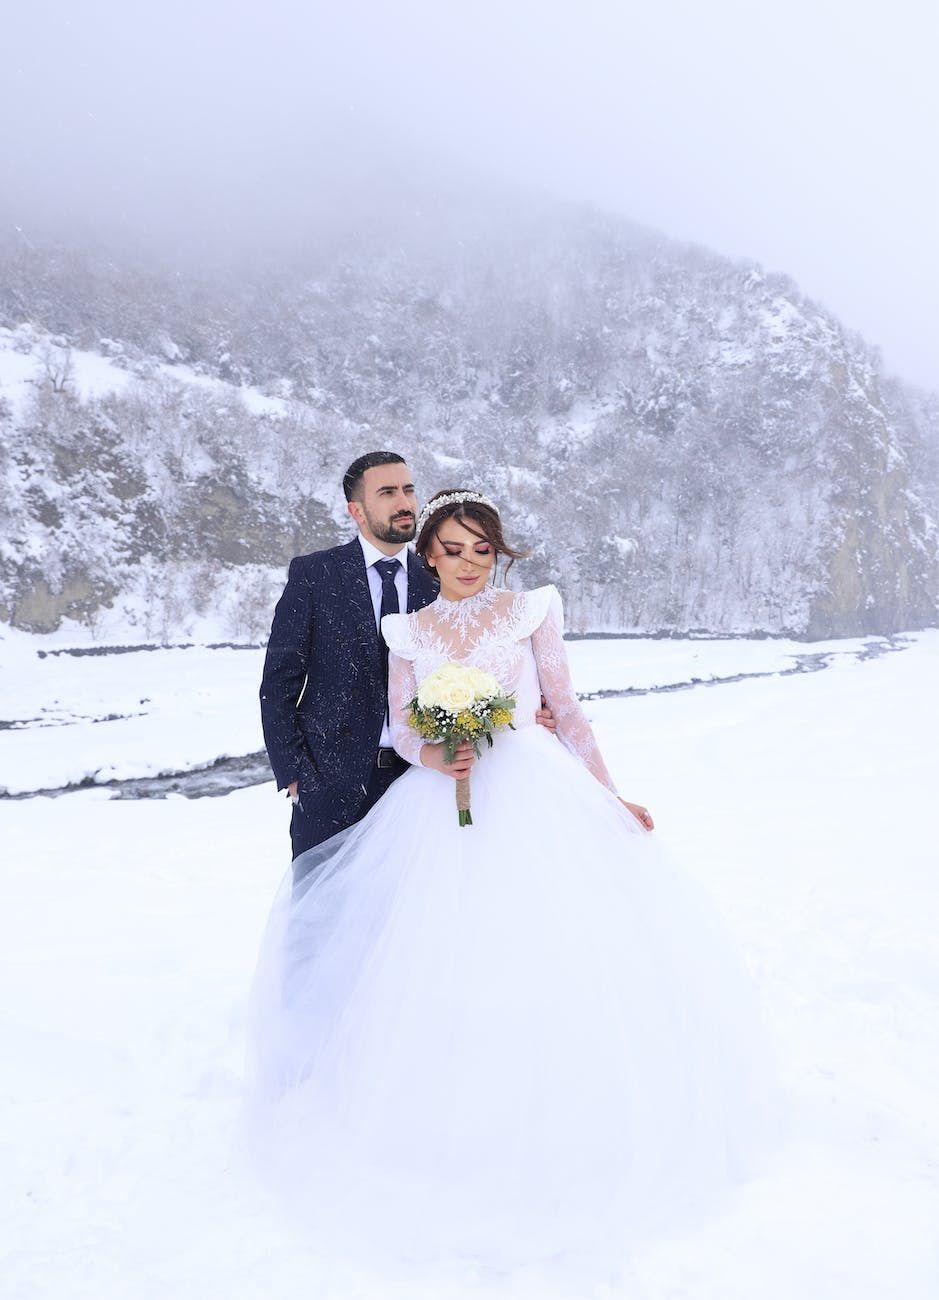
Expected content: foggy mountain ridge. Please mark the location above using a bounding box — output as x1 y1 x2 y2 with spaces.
0 207 936 642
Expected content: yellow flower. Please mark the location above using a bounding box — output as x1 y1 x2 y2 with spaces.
456 711 482 732
491 708 513 727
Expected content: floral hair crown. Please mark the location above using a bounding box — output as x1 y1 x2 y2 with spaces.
415 491 499 536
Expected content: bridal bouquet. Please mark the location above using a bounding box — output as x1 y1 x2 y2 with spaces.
408 663 515 826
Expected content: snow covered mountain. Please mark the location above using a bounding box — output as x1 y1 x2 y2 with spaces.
1 205 936 640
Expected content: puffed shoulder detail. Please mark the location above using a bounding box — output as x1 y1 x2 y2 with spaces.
381 611 419 659
516 584 563 639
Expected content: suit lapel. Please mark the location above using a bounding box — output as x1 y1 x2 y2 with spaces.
334 540 383 672
334 542 433 645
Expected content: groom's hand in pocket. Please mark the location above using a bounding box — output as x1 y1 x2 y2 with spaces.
420 741 477 779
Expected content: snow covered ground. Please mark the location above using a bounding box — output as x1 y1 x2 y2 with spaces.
2 631 938 1298
0 626 909 795
0 322 285 419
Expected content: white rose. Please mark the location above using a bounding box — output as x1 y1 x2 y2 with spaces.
436 681 476 712
417 663 465 709
416 663 504 713
465 668 501 699
417 682 440 709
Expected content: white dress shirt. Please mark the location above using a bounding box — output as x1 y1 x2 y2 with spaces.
358 534 410 748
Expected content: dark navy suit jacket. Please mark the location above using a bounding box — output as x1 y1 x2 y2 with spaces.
260 538 439 849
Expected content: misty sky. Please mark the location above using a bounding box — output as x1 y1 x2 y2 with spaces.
5 0 938 388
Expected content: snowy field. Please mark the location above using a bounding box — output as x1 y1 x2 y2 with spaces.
2 629 938 1298
0 626 911 795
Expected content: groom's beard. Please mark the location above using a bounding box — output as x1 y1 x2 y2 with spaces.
367 509 417 545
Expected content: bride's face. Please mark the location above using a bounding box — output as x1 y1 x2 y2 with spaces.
427 519 496 601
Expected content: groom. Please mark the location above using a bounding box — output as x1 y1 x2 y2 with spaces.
260 452 441 862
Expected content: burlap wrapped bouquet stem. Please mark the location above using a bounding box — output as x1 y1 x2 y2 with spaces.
455 774 473 827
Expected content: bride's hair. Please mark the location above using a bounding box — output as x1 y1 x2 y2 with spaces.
415 490 529 578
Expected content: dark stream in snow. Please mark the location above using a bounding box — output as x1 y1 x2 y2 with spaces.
0 637 911 800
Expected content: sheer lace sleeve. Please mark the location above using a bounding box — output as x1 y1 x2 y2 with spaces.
388 650 426 766
529 588 617 794
382 612 427 766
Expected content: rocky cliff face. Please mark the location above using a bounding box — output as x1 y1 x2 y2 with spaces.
0 205 936 640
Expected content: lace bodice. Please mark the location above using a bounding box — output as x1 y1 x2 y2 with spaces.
383 584 616 792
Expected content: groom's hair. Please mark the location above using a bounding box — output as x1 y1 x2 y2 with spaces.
343 451 407 502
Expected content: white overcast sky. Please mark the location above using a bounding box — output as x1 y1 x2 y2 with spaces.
4 0 938 388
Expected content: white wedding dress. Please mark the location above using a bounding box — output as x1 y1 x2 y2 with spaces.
247 585 775 1272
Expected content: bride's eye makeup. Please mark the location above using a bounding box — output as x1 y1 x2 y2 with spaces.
442 544 493 558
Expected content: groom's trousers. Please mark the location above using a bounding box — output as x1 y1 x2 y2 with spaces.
290 748 409 883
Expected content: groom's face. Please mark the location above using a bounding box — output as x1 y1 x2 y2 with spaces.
349 463 418 550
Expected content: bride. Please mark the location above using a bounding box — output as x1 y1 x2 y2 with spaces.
247 489 776 1272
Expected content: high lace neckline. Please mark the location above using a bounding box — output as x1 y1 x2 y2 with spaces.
434 585 500 613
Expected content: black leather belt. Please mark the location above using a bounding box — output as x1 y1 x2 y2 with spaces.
376 747 403 769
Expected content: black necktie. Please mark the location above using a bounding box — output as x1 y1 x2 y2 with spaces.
375 557 401 692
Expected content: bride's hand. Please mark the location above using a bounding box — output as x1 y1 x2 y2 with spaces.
620 799 654 831
420 741 477 779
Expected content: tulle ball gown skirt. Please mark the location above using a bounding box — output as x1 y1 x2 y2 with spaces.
246 723 776 1268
